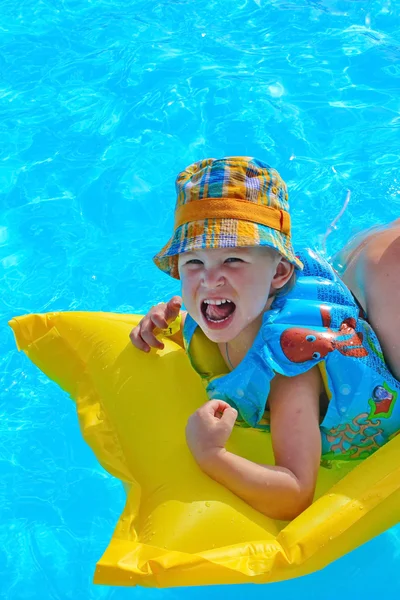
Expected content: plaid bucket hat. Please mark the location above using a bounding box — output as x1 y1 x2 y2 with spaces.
153 156 303 279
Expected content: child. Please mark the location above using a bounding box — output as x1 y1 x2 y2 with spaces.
130 156 400 521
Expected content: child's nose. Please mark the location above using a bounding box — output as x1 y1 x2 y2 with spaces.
202 266 225 288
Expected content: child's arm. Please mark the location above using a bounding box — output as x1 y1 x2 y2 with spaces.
130 296 187 351
185 367 322 521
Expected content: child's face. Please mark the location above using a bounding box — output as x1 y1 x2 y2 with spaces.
178 246 292 343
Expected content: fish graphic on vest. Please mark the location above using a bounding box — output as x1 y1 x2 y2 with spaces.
280 305 368 363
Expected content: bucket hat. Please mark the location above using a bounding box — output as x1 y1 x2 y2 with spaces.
153 156 303 279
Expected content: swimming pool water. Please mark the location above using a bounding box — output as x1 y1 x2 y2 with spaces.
1 0 400 598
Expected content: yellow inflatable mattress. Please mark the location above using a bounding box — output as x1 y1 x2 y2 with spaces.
8 311 400 588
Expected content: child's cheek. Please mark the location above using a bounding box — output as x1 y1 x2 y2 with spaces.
180 276 196 313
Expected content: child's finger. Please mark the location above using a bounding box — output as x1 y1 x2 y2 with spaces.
129 325 151 352
220 406 238 428
140 326 165 350
204 399 232 415
150 310 169 330
150 297 182 329
129 317 164 351
165 296 182 323
129 296 182 350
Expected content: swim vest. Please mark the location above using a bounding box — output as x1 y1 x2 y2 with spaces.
183 248 400 461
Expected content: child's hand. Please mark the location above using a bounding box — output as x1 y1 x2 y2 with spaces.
186 400 238 466
129 296 182 352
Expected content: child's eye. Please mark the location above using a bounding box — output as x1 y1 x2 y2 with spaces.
185 259 203 265
225 257 244 263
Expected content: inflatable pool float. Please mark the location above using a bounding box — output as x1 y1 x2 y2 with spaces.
9 311 400 588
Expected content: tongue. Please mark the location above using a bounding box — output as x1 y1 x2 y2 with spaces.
206 303 235 321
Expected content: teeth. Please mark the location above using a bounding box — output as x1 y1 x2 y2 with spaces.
207 316 231 322
203 299 232 305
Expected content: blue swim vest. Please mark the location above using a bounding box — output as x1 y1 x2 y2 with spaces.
183 248 400 461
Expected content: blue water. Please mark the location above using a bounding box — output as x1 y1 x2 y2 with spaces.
1 0 400 597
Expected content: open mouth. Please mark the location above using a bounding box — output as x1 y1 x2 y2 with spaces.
201 298 236 326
